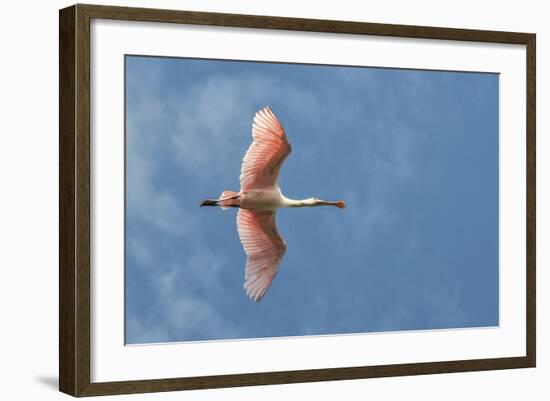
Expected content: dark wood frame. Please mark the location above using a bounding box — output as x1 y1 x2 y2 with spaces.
59 3 536 397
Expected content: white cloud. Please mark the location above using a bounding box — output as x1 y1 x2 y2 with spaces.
127 248 242 343
168 73 321 181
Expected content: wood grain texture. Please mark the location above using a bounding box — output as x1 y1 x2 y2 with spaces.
74 4 92 397
78 357 533 396
59 4 92 397
58 3 537 397
59 5 76 396
78 3 533 43
526 35 536 367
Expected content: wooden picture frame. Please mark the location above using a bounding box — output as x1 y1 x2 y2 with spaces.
59 3 536 397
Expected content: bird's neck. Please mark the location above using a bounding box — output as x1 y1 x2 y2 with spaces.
284 197 317 208
283 197 346 209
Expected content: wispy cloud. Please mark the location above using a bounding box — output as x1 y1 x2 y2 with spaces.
168 72 321 180
127 251 240 343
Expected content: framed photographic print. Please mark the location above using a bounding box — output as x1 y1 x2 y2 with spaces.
59 3 536 397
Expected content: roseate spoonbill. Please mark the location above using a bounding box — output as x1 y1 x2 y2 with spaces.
200 106 346 302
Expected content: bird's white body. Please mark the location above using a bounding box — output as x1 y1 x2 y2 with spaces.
239 188 286 211
201 106 345 302
239 188 322 211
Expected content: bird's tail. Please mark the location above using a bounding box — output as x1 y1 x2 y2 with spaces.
200 191 240 210
218 191 240 210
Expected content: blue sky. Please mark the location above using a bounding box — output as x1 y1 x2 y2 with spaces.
124 55 499 344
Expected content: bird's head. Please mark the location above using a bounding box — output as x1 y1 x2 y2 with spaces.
334 201 346 209
308 198 346 208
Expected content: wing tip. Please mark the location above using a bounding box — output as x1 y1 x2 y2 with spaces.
254 105 276 121
244 285 264 303
244 274 269 303
249 291 265 303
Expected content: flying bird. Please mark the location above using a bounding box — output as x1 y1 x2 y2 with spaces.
200 106 345 302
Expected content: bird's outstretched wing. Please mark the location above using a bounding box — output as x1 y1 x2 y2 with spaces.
237 209 287 302
240 106 292 191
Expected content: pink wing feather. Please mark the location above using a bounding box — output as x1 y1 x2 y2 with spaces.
239 106 291 191
237 209 287 302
